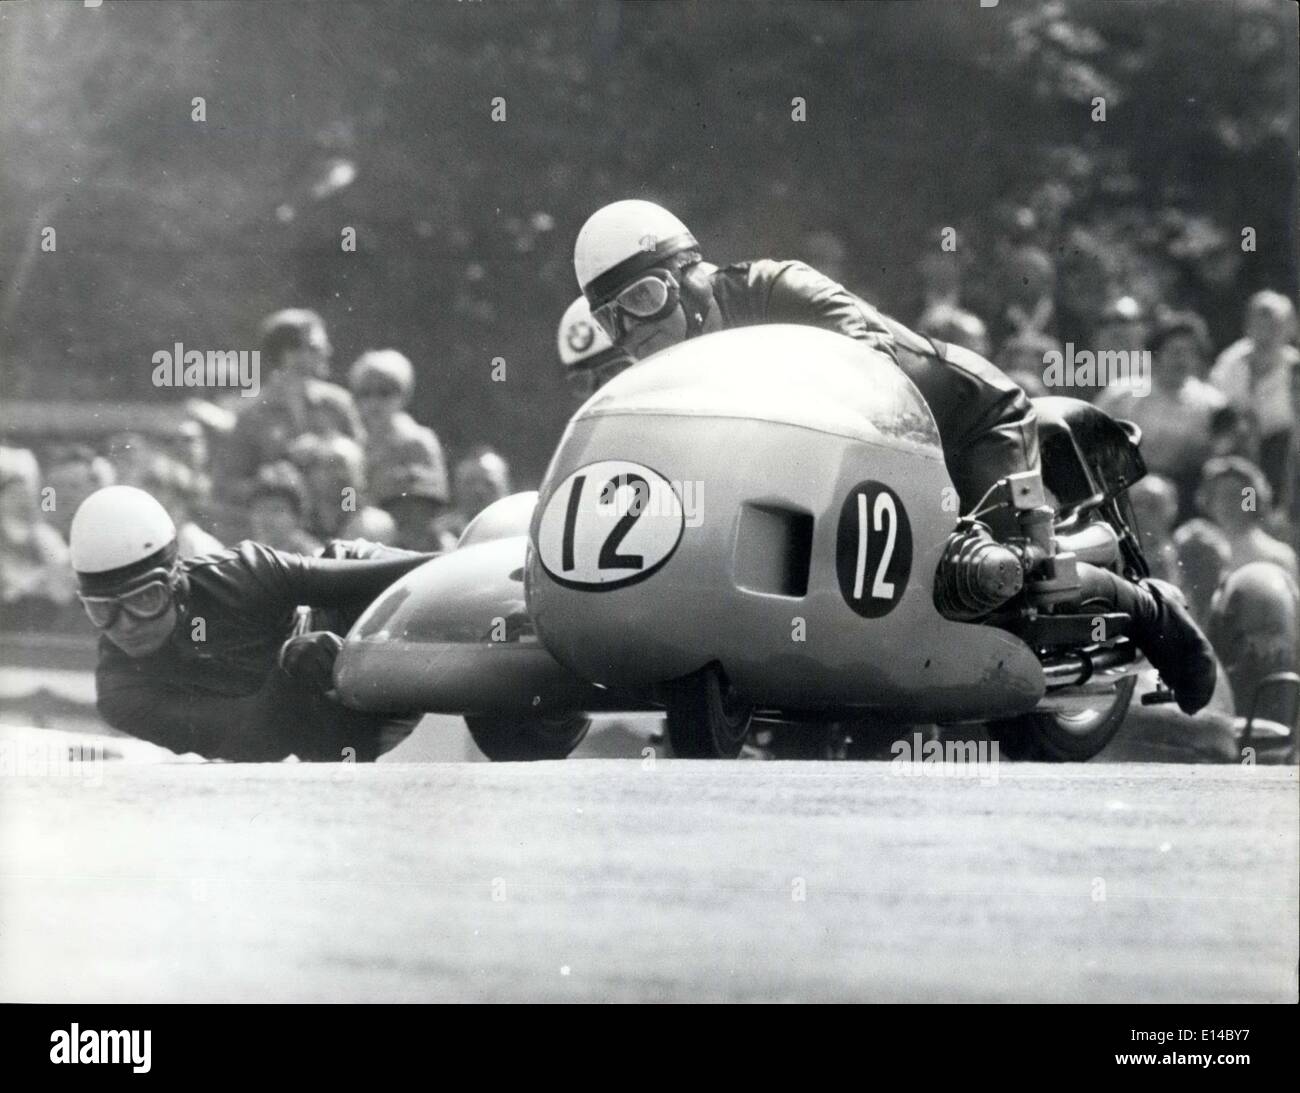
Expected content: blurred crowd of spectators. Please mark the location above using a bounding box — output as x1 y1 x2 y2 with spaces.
1 308 513 628
2 260 1297 641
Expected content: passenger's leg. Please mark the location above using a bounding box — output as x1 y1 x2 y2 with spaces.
1079 564 1216 715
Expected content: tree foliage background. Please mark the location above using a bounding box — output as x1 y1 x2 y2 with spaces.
1 0 1295 482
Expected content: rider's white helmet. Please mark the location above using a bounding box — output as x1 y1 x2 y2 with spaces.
574 200 699 308
557 296 618 368
70 485 177 578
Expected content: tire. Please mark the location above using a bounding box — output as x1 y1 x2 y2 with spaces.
464 714 591 761
664 665 754 758
988 675 1137 761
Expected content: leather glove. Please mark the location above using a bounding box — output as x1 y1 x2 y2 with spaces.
320 538 382 560
278 630 344 693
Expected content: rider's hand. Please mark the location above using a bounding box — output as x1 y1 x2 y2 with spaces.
278 630 344 693
320 538 384 560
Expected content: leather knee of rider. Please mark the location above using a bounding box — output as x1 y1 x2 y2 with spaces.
1075 563 1153 625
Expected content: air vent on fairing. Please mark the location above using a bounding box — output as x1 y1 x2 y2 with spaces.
733 503 813 597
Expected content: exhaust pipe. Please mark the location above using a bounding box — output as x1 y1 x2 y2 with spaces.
1040 642 1137 688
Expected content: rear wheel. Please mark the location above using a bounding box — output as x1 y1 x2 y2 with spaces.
988 675 1137 761
464 714 591 761
665 665 754 758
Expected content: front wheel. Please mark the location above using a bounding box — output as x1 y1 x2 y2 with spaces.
464 714 591 761
988 675 1137 761
664 665 754 758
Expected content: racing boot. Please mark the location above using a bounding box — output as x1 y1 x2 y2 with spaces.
1079 566 1217 715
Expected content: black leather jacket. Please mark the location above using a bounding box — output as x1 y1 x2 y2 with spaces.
95 541 432 760
710 260 1039 511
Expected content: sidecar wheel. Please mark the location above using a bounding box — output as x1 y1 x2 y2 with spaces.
464 714 591 761
989 675 1137 761
665 665 754 758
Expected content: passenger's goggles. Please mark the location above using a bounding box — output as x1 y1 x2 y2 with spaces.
78 570 176 629
592 271 680 339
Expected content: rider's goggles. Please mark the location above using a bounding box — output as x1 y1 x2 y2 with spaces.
78 569 176 629
592 270 680 340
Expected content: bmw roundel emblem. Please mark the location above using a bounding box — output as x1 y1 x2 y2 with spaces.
566 321 596 354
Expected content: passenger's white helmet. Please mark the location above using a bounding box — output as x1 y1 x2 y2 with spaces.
557 296 617 368
574 200 698 308
70 485 177 577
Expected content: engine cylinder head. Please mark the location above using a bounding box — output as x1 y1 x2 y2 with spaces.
934 521 1026 620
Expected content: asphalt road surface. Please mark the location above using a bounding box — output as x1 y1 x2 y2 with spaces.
2 750 1295 1002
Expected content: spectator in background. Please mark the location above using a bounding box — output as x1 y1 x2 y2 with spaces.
1207 404 1262 463
1192 456 1298 583
140 454 223 558
104 431 156 488
165 418 210 475
432 448 512 547
917 250 963 313
1093 295 1148 357
991 245 1056 350
180 398 241 542
1096 310 1225 520
1053 227 1112 347
378 463 452 552
994 331 1059 398
0 446 75 625
1128 475 1182 585
181 397 236 472
248 461 322 555
340 501 397 544
348 348 449 509
215 309 363 501
916 302 991 358
289 434 392 544
1209 290 1298 498
164 419 217 528
1172 519 1232 626
42 444 116 542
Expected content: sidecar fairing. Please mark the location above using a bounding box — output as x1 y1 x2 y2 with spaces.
526 324 1045 723
333 492 650 718
335 325 1046 732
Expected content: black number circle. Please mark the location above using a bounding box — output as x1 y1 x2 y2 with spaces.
835 481 912 618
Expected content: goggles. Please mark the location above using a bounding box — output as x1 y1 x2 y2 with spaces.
592 270 680 340
78 569 176 629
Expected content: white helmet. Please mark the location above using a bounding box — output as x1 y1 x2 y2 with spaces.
557 296 617 368
70 485 177 579
574 200 699 308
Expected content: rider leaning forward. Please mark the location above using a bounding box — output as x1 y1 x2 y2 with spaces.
571 200 1216 715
